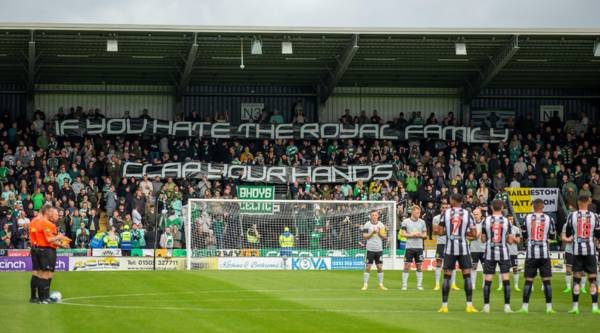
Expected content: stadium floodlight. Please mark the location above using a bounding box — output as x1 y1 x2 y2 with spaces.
211 56 241 60
240 38 245 69
251 37 262 55
56 54 90 58
281 40 293 54
455 42 467 55
516 58 548 62
364 58 397 61
106 39 118 52
285 57 317 61
131 55 164 59
594 41 600 57
438 58 469 62
184 198 397 271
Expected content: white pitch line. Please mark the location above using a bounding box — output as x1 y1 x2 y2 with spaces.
59 289 438 313
57 301 445 313
80 296 440 303
61 288 397 302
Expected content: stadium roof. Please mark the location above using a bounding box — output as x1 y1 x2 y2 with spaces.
1 23 599 100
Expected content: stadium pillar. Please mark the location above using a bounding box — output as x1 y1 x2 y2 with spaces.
26 31 37 116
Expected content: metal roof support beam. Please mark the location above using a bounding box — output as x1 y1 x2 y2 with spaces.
319 34 359 104
465 35 519 101
176 32 199 98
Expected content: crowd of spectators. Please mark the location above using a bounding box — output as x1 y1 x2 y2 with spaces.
0 107 598 252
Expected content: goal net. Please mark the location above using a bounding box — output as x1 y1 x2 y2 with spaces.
185 199 397 270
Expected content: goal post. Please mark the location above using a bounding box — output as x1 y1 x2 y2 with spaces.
185 199 397 270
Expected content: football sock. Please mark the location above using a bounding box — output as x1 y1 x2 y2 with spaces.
37 277 45 300
503 279 511 305
30 276 38 299
472 271 477 289
442 275 451 303
566 272 572 289
416 271 423 287
463 273 473 302
590 278 598 309
483 280 492 305
451 270 456 285
402 271 409 287
41 278 50 300
513 272 519 287
573 277 581 308
582 278 586 290
378 272 384 285
435 267 441 285
363 272 370 284
523 280 533 304
543 280 552 305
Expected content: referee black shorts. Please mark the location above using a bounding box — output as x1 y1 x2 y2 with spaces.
524 258 552 278
483 259 511 275
572 255 597 274
365 251 383 265
443 254 472 271
404 248 424 264
35 247 57 272
30 247 41 271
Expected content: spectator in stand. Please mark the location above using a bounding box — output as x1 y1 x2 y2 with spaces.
292 110 306 124
16 220 29 249
426 113 438 125
339 109 353 124
442 112 455 126
1 222 12 248
355 111 368 124
131 223 146 250
171 224 183 249
75 222 90 248
370 110 382 124
269 110 284 124
160 226 174 257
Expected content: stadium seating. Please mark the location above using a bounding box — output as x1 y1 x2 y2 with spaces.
0 108 596 254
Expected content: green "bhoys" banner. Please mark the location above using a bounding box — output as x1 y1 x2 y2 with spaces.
236 185 275 214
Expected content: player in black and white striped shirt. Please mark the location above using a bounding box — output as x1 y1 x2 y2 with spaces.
435 193 479 313
517 199 556 314
562 194 600 315
480 199 514 313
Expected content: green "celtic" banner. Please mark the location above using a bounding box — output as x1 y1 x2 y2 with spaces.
236 185 275 214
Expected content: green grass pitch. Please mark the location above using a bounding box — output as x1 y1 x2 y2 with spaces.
0 271 598 333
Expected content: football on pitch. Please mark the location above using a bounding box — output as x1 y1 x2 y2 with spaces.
49 291 62 303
